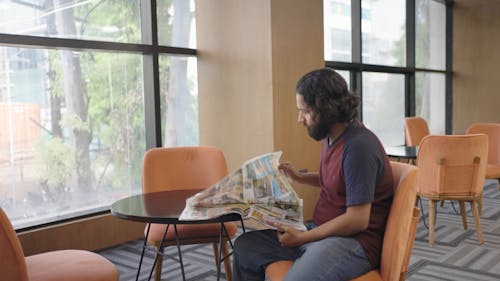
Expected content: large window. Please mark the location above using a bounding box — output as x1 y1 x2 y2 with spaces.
0 0 197 229
324 0 451 146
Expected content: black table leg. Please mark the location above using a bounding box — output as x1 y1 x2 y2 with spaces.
174 224 187 281
216 222 224 281
145 224 187 281
136 223 151 281
216 219 246 281
147 224 170 281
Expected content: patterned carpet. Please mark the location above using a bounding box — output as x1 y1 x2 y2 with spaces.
99 180 500 281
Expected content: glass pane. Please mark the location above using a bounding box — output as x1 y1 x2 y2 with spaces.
160 55 199 146
362 0 406 66
0 0 141 43
324 0 352 61
157 0 196 48
336 70 350 89
362 72 405 146
415 72 445 134
0 46 145 228
416 0 446 70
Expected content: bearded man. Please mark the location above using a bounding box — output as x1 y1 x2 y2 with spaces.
232 68 394 281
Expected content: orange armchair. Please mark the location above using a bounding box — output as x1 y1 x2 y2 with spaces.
417 134 488 245
466 123 500 187
142 146 238 281
404 117 430 146
0 208 119 281
265 161 419 281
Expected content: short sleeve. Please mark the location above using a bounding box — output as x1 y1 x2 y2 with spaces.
342 138 384 206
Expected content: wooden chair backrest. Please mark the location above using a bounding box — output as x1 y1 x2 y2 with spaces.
417 134 488 197
467 123 500 165
379 161 419 281
405 117 430 146
142 146 228 194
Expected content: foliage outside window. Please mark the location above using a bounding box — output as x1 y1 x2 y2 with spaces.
0 0 197 229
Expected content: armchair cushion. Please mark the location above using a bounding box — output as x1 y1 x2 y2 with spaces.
350 270 383 281
146 222 237 242
486 164 500 179
1 208 118 281
26 250 118 281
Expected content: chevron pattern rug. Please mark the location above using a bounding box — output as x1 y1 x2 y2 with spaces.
99 180 500 281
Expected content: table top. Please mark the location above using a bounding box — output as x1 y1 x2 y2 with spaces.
111 189 241 224
385 145 418 159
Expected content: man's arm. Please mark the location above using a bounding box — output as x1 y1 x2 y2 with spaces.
278 162 321 187
275 202 371 247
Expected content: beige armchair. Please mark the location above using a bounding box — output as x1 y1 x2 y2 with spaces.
0 208 119 281
404 117 430 146
417 134 488 245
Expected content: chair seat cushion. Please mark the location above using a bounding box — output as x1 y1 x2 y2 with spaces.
486 164 500 179
25 250 118 281
349 270 382 281
147 221 238 242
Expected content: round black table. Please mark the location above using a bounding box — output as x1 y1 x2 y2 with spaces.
111 189 242 224
385 145 418 163
111 189 243 281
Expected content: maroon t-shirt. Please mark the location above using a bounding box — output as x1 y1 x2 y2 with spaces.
313 120 393 267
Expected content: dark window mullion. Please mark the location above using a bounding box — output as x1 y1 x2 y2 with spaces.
407 0 416 117
354 71 363 121
351 0 361 63
406 74 415 116
445 0 454 134
150 0 162 147
141 1 155 150
0 33 196 56
327 61 414 74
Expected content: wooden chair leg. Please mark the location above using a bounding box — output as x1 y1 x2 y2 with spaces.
429 200 436 245
154 247 163 281
212 242 232 281
212 242 219 267
478 193 483 216
222 241 232 281
459 201 468 229
470 200 485 245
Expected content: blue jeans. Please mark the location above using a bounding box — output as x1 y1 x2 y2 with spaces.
232 229 373 281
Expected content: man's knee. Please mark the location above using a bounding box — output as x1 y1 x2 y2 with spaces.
234 230 277 262
234 231 257 259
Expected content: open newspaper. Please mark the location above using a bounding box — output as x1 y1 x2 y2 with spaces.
179 151 306 231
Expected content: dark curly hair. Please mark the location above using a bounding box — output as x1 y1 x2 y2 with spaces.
296 68 359 124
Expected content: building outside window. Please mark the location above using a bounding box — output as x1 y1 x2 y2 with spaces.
0 0 198 229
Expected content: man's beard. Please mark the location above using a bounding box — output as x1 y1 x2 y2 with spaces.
307 116 332 141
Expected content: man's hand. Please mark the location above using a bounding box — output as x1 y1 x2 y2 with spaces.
278 162 320 187
270 222 306 247
278 162 298 182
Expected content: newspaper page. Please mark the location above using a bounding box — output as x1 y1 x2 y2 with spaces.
179 151 306 231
